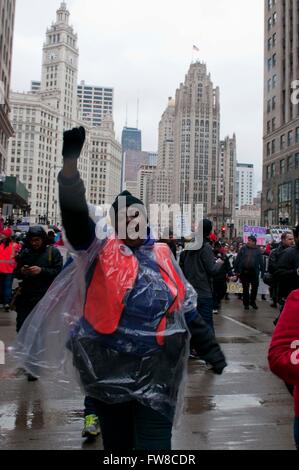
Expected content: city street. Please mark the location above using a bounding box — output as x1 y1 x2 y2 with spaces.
0 297 295 451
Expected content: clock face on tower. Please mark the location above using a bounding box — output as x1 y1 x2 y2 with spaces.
48 52 57 61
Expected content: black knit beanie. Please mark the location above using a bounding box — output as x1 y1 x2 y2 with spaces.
110 191 146 221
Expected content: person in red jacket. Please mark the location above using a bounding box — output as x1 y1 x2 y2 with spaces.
268 289 299 450
0 228 20 311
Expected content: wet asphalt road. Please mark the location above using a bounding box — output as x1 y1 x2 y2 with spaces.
0 297 295 450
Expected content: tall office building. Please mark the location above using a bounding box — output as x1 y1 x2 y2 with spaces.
150 97 175 206
218 135 237 221
0 0 16 175
7 3 121 223
89 115 122 206
137 164 156 211
173 62 220 218
121 126 142 153
236 163 254 210
30 79 114 127
77 81 113 127
262 0 299 226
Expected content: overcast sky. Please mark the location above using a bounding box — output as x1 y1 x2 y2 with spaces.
11 0 264 191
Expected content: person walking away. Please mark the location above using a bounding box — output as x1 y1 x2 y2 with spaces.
258 246 269 301
235 236 264 311
182 220 224 332
0 228 20 311
212 244 234 313
58 127 227 449
268 289 299 450
269 231 295 310
14 226 63 334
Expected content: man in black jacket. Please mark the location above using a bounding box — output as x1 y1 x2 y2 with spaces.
182 220 223 333
235 236 264 310
275 225 299 304
268 231 294 307
14 226 63 333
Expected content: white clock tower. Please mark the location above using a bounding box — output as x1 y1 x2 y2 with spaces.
41 2 79 129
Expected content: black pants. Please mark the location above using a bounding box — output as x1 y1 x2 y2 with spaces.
84 396 172 450
240 272 259 307
16 297 41 333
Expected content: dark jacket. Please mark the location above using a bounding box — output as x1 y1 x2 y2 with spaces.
275 245 299 299
15 227 63 304
234 246 264 277
268 243 287 275
182 240 222 299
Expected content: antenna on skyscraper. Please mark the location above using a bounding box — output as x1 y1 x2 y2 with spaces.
136 98 139 129
125 104 128 127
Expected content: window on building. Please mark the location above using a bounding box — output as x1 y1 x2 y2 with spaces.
280 159 285 175
271 163 276 176
287 155 294 171
267 99 271 113
268 58 272 72
268 17 272 30
267 121 271 134
267 142 271 156
280 134 286 150
271 139 276 154
268 38 272 50
288 130 293 146
268 79 272 92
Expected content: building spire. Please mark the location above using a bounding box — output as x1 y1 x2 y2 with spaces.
56 2 70 24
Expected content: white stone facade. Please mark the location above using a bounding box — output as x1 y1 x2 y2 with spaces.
6 2 121 223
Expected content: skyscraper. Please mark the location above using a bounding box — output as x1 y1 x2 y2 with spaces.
121 127 142 153
218 135 237 221
30 79 114 127
173 62 220 218
149 97 175 206
77 81 113 127
262 0 299 226
0 0 16 175
236 163 254 210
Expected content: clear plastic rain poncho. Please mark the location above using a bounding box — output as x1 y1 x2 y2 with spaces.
12 206 198 422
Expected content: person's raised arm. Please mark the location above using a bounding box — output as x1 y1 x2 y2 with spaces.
58 127 95 250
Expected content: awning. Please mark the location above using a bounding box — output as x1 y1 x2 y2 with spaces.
0 176 29 209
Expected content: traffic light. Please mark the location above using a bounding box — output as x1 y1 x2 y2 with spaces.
221 226 226 236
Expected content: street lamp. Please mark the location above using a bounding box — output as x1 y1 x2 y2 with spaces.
46 164 62 225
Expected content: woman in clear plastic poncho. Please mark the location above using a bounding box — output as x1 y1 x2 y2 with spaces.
16 127 227 451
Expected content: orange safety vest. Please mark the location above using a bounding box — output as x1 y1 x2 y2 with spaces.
84 239 186 345
0 242 20 274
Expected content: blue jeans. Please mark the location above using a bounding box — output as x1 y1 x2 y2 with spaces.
197 297 214 334
295 417 299 450
0 273 14 305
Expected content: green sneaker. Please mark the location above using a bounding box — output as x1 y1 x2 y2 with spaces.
82 414 101 439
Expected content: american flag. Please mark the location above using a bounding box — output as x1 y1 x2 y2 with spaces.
193 45 199 52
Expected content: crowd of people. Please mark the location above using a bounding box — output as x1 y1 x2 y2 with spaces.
2 126 298 451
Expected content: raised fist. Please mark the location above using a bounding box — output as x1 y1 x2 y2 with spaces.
62 126 86 160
